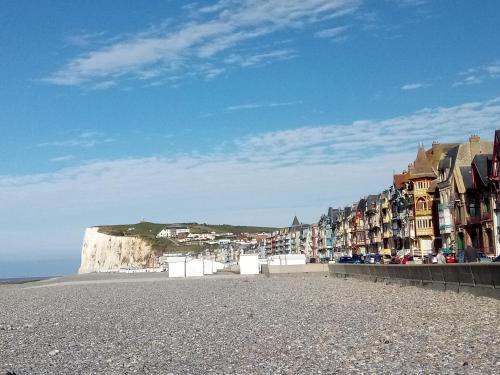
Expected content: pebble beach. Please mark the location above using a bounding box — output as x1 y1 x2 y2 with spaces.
1 273 499 374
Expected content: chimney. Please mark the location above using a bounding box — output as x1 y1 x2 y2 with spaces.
469 134 481 157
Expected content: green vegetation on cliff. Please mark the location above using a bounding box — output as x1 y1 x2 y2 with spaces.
96 221 276 255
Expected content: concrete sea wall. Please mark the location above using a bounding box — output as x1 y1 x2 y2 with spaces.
328 263 500 299
262 263 330 276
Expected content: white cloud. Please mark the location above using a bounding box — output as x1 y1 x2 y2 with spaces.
226 100 302 111
37 132 114 148
50 155 74 162
401 82 431 90
224 49 296 67
454 60 500 86
388 0 427 8
314 25 350 39
45 0 361 87
2 97 499 260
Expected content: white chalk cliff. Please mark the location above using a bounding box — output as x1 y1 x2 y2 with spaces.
79 227 157 273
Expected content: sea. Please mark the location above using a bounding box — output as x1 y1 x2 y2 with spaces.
0 258 79 282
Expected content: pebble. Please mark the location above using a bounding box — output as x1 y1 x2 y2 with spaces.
0 273 499 374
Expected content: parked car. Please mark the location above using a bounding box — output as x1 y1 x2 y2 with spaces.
352 254 364 264
364 254 375 264
445 253 457 263
493 255 500 262
389 255 401 264
478 252 492 263
423 254 437 264
338 256 354 264
309 257 317 263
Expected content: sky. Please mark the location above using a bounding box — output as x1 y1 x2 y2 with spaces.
1 0 499 277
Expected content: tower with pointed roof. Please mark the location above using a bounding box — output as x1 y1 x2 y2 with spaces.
408 146 439 257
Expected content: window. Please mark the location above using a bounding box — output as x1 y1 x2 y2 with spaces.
416 219 432 229
469 201 479 217
416 198 427 210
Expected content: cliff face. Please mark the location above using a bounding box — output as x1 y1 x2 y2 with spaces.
79 227 157 274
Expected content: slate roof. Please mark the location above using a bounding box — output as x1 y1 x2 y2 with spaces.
427 180 438 193
460 166 473 190
328 207 339 222
425 143 459 170
450 139 493 193
291 216 300 227
366 194 378 211
472 154 492 187
357 198 367 213
410 146 436 179
436 146 459 189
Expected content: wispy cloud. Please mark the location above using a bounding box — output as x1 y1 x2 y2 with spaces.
236 97 500 165
226 100 303 111
37 132 114 148
90 81 117 90
401 82 431 90
44 0 361 87
388 0 427 8
224 49 296 67
314 25 351 40
2 97 499 259
453 59 500 86
64 31 107 48
50 155 74 162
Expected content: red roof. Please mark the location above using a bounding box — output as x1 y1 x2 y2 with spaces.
393 174 405 189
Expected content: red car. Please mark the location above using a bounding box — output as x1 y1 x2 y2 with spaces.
445 253 457 263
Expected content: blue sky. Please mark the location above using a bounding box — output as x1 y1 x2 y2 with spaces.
1 0 499 276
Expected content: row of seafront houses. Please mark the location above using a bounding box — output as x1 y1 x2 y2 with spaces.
265 131 500 260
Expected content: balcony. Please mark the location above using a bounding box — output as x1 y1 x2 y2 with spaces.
467 216 481 225
416 228 433 236
481 212 492 221
438 224 452 234
415 209 432 216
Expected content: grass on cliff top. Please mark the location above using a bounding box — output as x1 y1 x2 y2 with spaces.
150 238 218 255
97 221 276 237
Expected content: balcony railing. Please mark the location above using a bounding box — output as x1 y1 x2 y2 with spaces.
416 228 433 236
415 209 432 216
467 216 481 225
481 212 492 221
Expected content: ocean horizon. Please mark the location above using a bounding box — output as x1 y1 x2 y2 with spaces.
0 258 79 279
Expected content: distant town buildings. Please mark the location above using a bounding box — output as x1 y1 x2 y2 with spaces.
264 131 500 259
156 226 190 238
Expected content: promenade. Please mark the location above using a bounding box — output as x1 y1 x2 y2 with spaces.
1 273 499 374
